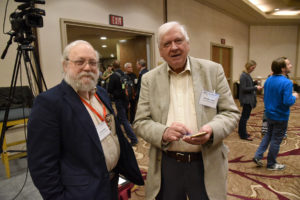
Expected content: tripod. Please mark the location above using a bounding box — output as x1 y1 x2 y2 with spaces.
0 39 47 154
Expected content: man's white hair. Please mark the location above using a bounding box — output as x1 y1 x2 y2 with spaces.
124 62 132 69
157 21 190 47
61 40 99 63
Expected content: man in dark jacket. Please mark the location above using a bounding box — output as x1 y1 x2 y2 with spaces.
108 60 138 146
124 62 138 123
27 40 143 200
135 59 148 102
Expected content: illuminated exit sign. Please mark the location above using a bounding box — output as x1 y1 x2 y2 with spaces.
109 14 123 26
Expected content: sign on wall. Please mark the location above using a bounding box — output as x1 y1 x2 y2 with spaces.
109 14 123 26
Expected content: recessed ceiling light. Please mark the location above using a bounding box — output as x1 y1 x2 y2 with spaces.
247 0 273 13
274 8 280 11
100 36 107 40
119 39 127 43
102 45 107 48
110 54 114 58
273 10 300 16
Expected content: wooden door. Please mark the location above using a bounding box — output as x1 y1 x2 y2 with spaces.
211 45 232 86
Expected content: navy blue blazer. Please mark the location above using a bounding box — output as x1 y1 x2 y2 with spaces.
27 80 143 200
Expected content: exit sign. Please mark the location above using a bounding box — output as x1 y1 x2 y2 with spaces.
221 38 226 44
109 14 123 26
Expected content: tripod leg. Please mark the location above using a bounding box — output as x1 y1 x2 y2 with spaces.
21 45 47 94
0 49 22 154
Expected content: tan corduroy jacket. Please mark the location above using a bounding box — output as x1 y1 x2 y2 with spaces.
133 56 240 200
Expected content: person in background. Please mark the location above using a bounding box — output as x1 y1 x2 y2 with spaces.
253 57 298 170
238 60 263 141
98 64 104 84
261 57 293 139
108 60 138 146
102 64 114 90
124 62 137 123
27 40 143 200
135 59 148 102
133 21 240 200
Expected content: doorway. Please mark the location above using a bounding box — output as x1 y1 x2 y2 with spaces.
211 43 233 88
59 18 155 77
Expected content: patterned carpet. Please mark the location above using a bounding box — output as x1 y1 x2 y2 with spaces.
130 95 300 200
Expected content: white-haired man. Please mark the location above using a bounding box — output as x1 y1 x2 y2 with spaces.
133 22 240 200
124 62 138 123
27 40 143 200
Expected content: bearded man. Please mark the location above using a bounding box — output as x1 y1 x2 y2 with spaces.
27 40 143 200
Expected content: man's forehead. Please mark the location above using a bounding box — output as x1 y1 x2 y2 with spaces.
69 44 96 58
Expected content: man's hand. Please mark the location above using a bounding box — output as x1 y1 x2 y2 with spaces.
256 85 263 91
292 92 299 99
183 124 213 145
162 122 192 142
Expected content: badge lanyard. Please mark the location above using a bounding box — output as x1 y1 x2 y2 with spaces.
79 94 107 123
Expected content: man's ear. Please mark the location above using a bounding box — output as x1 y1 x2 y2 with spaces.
63 61 68 72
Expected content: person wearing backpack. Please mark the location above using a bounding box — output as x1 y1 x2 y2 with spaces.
124 62 137 124
108 60 138 146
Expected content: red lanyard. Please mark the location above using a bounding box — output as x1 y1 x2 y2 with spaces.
80 94 106 122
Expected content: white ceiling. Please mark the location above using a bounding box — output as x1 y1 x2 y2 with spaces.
194 0 300 25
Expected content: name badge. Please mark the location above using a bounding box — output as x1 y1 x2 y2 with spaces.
96 122 111 141
199 90 219 109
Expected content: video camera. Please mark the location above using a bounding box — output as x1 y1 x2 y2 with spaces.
9 0 45 44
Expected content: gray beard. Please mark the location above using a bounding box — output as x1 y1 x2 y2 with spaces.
64 71 98 92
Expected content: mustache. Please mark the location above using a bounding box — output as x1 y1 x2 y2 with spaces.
77 71 97 80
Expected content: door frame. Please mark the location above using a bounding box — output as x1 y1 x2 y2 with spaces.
59 18 155 70
210 42 233 90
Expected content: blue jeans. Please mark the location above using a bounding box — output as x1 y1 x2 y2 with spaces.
238 104 252 139
254 118 287 167
115 100 138 143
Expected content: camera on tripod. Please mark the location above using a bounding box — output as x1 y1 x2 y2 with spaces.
0 0 47 156
9 0 45 44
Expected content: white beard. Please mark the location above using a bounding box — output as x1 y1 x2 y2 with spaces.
64 70 99 92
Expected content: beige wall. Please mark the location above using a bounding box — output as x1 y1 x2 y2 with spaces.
249 25 298 80
297 26 300 83
37 0 163 88
168 0 249 83
1 0 300 88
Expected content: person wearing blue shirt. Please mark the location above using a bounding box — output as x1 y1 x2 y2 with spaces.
253 57 298 170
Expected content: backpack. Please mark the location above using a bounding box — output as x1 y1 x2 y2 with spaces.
115 72 136 100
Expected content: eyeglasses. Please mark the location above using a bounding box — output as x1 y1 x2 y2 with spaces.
67 58 99 68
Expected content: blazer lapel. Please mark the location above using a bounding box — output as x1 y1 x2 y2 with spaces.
189 57 205 127
95 89 114 115
157 63 170 124
61 81 104 154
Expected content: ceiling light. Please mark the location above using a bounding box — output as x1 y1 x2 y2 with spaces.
272 10 300 16
247 0 272 13
119 39 127 43
102 45 107 48
110 54 114 58
100 36 107 40
274 8 280 11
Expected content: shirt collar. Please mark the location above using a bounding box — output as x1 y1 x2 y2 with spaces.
167 57 191 75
